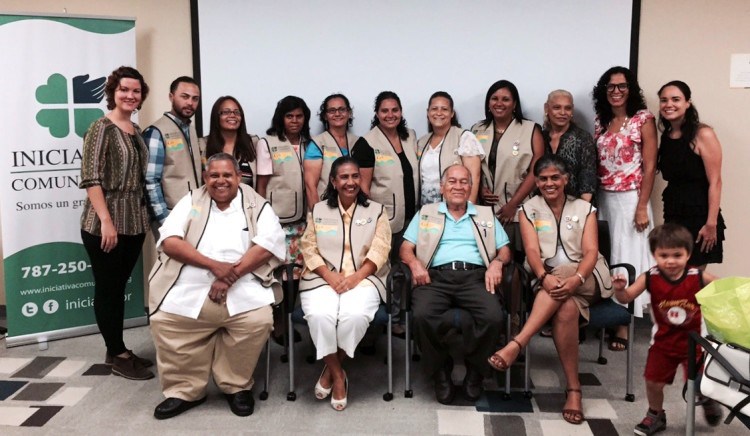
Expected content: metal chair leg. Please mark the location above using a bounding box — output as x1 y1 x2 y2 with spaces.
286 311 296 401
384 313 393 401
598 327 607 364
625 316 635 402
504 311 512 399
260 339 270 400
404 311 413 398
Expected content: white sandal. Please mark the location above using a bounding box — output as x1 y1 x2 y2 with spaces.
314 365 331 400
331 375 348 411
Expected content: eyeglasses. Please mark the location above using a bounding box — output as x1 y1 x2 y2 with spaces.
219 109 241 117
326 107 349 115
606 83 629 93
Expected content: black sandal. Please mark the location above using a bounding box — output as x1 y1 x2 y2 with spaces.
607 336 628 351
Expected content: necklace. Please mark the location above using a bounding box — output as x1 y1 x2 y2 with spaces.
609 116 629 132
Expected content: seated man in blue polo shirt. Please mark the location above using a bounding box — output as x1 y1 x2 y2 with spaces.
400 164 510 404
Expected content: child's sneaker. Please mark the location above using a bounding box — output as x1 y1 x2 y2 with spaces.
634 409 667 436
701 398 723 426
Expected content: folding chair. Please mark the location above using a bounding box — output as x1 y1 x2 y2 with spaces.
686 332 750 435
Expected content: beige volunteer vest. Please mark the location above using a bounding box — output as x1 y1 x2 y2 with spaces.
149 115 203 209
310 130 359 200
361 126 419 233
471 119 535 214
148 185 282 315
520 195 613 297
414 202 497 269
258 135 305 223
417 126 467 200
299 201 390 301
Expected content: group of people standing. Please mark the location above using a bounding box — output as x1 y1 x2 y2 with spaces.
77 64 725 421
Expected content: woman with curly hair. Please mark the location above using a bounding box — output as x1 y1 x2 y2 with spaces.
592 66 658 351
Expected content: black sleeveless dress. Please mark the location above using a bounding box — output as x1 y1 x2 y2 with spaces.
657 133 725 264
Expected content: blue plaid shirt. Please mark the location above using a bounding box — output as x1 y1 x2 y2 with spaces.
143 112 193 225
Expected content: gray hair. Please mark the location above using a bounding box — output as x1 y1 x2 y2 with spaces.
206 152 240 174
440 164 472 186
543 89 574 130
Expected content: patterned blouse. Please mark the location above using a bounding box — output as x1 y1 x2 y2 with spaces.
542 123 597 198
595 109 654 192
79 117 150 236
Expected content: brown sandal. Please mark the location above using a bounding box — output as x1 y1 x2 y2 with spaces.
562 388 585 425
488 338 523 371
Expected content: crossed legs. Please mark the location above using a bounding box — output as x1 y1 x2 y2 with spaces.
489 290 583 422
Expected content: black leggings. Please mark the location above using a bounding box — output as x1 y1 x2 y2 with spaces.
81 230 145 357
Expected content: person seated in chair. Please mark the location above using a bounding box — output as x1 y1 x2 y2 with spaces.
149 153 285 419
400 164 510 404
488 154 613 425
299 156 391 412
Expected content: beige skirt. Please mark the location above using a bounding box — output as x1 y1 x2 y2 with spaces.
538 263 600 326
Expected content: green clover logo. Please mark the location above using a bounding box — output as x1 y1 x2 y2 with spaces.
35 73 106 138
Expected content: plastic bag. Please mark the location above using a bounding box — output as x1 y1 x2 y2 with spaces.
696 277 750 349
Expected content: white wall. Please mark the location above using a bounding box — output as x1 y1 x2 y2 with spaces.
197 0 633 137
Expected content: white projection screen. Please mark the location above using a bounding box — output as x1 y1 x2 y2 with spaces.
194 0 637 138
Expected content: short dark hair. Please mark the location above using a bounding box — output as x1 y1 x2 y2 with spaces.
205 96 255 163
169 76 198 94
426 91 461 133
592 66 647 133
322 156 369 208
480 80 524 128
648 223 693 255
104 66 149 110
318 93 353 131
370 91 409 141
266 95 311 142
206 152 240 174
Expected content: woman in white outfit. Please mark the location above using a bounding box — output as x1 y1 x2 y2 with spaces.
592 66 658 350
299 156 391 411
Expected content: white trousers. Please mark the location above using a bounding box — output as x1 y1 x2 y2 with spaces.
300 281 380 360
598 189 655 317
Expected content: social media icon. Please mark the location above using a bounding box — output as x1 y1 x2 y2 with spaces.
22 302 38 317
43 299 59 314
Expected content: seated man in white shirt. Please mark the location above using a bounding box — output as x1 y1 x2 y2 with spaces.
148 153 285 419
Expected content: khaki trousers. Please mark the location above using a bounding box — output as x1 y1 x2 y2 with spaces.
150 298 272 401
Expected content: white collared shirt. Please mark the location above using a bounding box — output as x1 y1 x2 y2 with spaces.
157 192 285 319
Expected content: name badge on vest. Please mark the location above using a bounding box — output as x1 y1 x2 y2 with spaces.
533 211 554 233
322 145 338 161
419 214 441 233
374 149 395 166
314 217 339 237
165 133 185 152
272 146 294 164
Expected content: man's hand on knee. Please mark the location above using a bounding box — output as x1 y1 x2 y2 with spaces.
484 259 504 294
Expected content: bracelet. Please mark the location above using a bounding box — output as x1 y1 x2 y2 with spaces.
575 272 586 284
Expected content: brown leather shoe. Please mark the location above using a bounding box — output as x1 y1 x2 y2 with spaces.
111 354 154 380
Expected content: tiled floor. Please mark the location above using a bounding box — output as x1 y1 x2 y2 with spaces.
0 321 748 435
